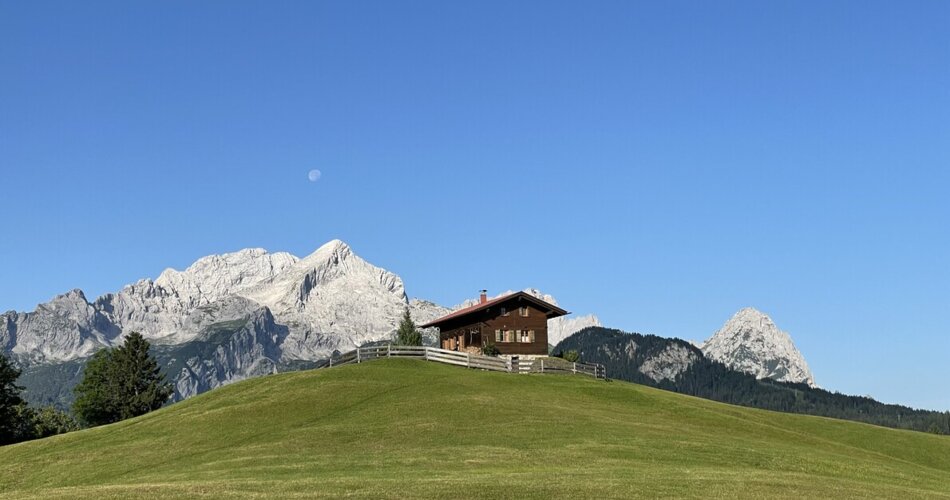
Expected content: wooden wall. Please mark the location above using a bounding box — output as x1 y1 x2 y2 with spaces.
437 297 551 355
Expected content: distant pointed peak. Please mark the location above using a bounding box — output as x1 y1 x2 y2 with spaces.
725 307 778 327
733 307 768 318
703 306 816 387
301 239 354 263
57 289 87 301
42 289 90 308
319 239 351 254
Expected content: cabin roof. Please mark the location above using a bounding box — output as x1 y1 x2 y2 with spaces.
420 291 569 328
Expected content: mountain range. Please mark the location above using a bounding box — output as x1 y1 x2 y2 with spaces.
3 240 606 405
2 239 815 408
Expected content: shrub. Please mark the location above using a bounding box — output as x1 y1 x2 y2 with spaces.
481 343 500 356
563 350 580 363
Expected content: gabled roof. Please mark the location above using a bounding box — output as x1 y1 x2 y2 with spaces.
420 291 569 328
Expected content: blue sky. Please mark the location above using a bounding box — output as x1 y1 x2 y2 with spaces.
1 1 948 410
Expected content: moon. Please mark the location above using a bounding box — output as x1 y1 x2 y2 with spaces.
308 169 322 182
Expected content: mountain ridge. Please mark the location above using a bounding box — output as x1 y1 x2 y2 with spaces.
2 240 599 403
554 326 947 434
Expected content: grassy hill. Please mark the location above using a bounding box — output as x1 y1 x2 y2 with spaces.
1 359 948 499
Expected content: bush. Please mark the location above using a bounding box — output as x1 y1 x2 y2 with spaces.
481 343 500 356
563 350 580 363
30 406 79 438
14 405 79 440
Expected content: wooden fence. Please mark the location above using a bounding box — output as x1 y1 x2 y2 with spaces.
324 344 606 380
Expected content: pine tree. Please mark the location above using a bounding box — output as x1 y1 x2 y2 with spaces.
73 332 173 427
0 354 26 445
113 332 173 420
72 349 121 426
396 309 422 346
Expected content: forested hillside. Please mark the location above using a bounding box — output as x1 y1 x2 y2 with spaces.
555 327 950 434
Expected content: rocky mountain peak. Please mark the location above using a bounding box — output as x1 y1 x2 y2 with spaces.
701 307 816 387
50 289 88 304
293 239 355 274
731 307 773 327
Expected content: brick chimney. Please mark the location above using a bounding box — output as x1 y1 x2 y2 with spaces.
479 290 487 304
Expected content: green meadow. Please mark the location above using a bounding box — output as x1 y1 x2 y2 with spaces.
1 358 948 499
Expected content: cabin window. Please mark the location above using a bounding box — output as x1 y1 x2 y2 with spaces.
495 330 502 342
501 307 509 316
528 330 536 343
505 330 513 342
520 330 531 343
520 306 529 317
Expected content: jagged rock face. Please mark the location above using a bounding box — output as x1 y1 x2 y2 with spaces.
5 290 118 364
164 305 287 400
99 248 299 344
0 313 17 352
408 299 451 325
4 240 409 367
408 299 451 346
549 314 602 346
638 344 700 383
701 308 816 387
241 240 408 354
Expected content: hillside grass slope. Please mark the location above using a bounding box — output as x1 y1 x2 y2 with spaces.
1 358 948 499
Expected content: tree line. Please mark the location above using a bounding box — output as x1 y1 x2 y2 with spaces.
1 332 171 446
555 327 950 435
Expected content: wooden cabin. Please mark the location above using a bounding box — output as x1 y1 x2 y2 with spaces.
420 291 569 356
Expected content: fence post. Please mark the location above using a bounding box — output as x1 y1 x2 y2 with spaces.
573 362 576 375
467 352 471 368
540 358 544 374
329 356 333 368
425 347 429 361
387 344 391 357
357 348 361 364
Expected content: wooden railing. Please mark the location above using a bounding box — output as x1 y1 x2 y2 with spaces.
325 344 607 380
